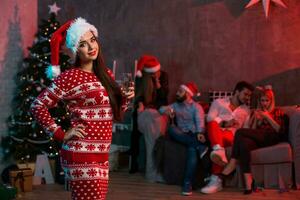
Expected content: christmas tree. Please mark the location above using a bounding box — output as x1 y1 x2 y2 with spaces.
1 13 70 163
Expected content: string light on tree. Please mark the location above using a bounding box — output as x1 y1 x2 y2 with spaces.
1 14 70 162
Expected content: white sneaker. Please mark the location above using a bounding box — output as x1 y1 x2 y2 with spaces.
210 148 228 166
200 175 223 194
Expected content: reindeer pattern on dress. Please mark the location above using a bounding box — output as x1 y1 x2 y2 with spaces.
83 96 97 106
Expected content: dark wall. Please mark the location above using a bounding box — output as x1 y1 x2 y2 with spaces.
39 0 300 105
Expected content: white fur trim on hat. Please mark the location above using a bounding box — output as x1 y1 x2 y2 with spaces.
143 64 161 73
46 65 61 80
66 17 98 55
180 85 194 96
264 85 273 90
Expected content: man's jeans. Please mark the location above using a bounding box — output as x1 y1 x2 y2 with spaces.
168 125 207 186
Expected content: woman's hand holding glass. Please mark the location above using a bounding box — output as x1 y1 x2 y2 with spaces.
120 73 135 100
161 106 175 121
122 85 135 99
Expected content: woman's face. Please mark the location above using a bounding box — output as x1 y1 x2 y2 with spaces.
77 31 99 63
260 95 271 111
152 70 161 78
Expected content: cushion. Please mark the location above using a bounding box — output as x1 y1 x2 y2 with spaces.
251 142 293 164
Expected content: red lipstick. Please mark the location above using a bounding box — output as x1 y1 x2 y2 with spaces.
88 50 97 56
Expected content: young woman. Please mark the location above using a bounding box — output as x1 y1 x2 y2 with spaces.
31 18 133 200
129 55 169 178
222 86 288 194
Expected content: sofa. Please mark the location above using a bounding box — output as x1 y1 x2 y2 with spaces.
155 105 300 189
248 106 300 189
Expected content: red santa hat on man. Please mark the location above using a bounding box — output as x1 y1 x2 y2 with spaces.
46 17 98 79
136 55 161 77
180 82 201 97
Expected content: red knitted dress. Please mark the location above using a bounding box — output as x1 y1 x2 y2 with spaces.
31 68 119 200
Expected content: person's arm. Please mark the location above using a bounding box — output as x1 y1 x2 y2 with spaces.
194 103 205 134
133 77 144 111
159 103 175 116
258 110 280 132
243 110 257 128
243 113 251 128
249 113 258 129
106 68 134 111
30 79 66 141
206 99 222 123
259 108 284 133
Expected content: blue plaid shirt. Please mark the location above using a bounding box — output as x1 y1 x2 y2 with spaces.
159 99 205 134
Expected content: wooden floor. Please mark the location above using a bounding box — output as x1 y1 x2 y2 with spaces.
17 170 300 200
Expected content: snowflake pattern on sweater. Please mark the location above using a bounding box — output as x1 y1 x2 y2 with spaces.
31 68 119 182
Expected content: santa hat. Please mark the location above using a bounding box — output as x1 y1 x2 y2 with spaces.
46 17 98 79
180 82 201 97
136 55 161 77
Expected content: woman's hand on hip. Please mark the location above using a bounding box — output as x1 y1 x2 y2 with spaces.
64 124 86 142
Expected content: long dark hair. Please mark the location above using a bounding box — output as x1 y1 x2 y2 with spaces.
135 72 156 106
75 42 123 121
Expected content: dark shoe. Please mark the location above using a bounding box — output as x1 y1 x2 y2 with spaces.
155 174 166 184
129 158 139 174
124 149 132 155
129 166 138 174
182 182 192 196
243 179 256 195
243 189 252 195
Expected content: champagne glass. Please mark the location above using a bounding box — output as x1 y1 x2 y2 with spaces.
122 73 134 93
121 73 134 110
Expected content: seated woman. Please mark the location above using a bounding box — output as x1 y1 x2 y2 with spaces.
129 55 169 182
222 86 288 194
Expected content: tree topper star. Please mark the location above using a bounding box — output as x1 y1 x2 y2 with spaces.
245 0 287 18
48 2 61 15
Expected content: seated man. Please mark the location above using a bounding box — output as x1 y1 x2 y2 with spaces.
131 55 169 183
200 81 254 194
160 82 208 196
